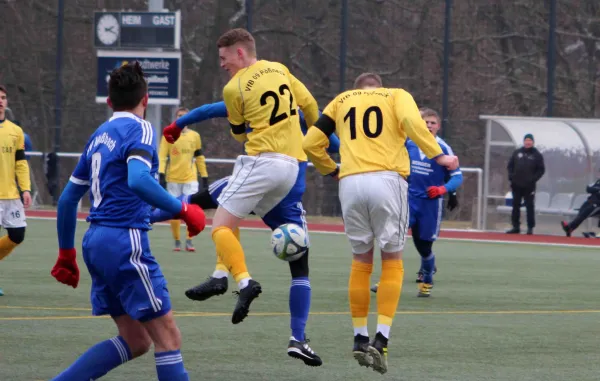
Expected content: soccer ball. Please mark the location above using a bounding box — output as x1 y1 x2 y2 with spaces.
271 223 308 262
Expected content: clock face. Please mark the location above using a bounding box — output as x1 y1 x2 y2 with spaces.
97 14 120 46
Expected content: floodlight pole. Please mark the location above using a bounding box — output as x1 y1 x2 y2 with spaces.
147 0 164 141
441 0 452 138
52 0 65 204
546 0 556 117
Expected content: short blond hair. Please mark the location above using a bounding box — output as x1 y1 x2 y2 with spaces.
176 107 189 114
353 72 382 89
420 107 440 124
217 28 256 56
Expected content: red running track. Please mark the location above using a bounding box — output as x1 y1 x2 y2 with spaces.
26 210 600 248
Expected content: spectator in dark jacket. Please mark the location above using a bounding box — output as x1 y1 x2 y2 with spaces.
506 133 545 235
561 178 600 237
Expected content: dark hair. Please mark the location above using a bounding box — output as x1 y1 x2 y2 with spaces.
353 72 383 89
217 28 256 55
108 61 148 111
0 85 7 95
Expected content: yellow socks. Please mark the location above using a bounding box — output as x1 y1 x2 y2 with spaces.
377 259 404 338
170 220 181 241
349 260 373 337
212 228 240 278
0 236 19 261
212 227 250 287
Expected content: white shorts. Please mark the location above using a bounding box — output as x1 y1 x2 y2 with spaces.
339 171 408 254
167 182 199 197
0 199 27 229
217 153 299 218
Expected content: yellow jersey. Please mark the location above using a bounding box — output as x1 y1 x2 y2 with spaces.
0 119 30 199
222 60 319 161
158 129 208 183
303 88 443 179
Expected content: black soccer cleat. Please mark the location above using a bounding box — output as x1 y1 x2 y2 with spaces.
561 221 572 237
368 332 389 375
231 279 262 324
185 277 228 301
352 334 372 368
288 336 322 367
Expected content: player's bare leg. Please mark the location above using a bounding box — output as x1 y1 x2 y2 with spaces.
114 315 152 358
142 311 190 380
212 206 262 324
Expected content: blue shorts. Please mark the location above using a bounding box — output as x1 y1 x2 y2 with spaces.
209 162 309 237
409 196 444 242
82 224 172 322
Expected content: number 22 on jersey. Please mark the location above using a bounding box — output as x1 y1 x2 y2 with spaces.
260 84 296 126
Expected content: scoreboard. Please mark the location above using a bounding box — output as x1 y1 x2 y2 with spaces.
94 11 181 49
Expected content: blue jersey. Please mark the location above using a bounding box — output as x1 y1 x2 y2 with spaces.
407 136 462 199
71 112 159 230
23 132 32 159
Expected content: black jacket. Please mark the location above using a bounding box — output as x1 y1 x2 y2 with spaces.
507 147 545 189
587 179 600 204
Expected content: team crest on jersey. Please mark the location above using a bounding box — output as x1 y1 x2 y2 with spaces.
171 147 180 156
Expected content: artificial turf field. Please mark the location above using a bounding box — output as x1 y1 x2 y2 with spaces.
2 218 600 381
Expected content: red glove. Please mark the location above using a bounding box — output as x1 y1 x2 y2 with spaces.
427 185 447 199
177 202 206 237
51 248 80 288
163 121 182 143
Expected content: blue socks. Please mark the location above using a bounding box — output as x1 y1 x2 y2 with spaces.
155 350 189 381
51 336 132 380
421 253 436 284
290 276 311 341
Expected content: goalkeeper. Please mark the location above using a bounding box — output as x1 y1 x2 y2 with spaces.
561 178 600 237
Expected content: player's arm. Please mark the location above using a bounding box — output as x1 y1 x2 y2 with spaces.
125 123 205 236
441 145 463 193
303 104 339 176
394 90 443 160
194 134 209 189
326 132 341 154
175 102 228 129
299 109 340 154
14 130 31 193
223 84 247 143
289 72 319 127
53 153 90 288
157 136 169 188
24 133 33 160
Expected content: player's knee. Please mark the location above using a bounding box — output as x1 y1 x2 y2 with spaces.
413 238 433 257
289 249 309 278
7 227 25 244
122 331 152 358
143 313 182 352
